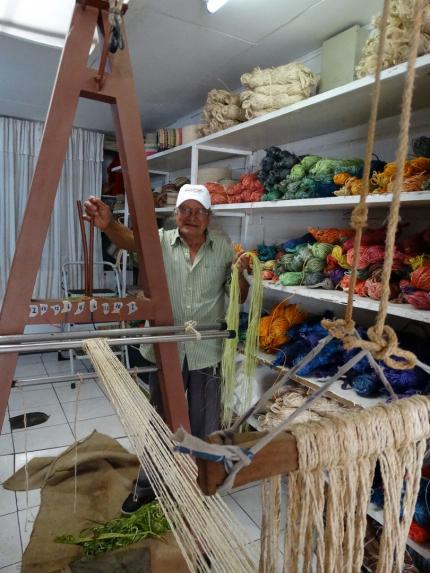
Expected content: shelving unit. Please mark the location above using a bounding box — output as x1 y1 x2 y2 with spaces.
367 503 430 560
154 190 430 215
146 54 430 175
259 280 430 324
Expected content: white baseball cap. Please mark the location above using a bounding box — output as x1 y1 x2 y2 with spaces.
176 184 211 210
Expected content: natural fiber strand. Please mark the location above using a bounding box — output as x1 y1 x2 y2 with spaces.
284 396 430 573
84 338 257 573
73 375 83 513
221 253 263 427
259 476 281 573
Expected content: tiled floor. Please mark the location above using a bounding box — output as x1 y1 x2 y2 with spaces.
0 353 273 571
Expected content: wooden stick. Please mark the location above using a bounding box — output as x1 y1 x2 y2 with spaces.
76 200 90 296
196 431 298 495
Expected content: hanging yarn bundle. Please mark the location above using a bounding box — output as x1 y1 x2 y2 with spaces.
200 89 245 136
258 301 306 352
221 252 263 427
356 0 430 77
240 63 319 120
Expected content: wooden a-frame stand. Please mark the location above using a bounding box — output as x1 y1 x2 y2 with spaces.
0 0 190 432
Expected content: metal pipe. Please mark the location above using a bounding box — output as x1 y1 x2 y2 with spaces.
0 322 227 345
0 330 235 354
13 366 158 387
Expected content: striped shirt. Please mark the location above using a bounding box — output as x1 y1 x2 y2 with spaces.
140 228 234 370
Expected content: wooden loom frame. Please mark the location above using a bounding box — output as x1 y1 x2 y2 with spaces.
0 0 190 433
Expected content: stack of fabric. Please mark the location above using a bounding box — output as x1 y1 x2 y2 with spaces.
200 89 244 136
156 128 183 151
144 132 158 156
240 63 319 120
356 0 430 78
153 176 190 208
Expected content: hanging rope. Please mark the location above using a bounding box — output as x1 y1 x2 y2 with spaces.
343 0 425 369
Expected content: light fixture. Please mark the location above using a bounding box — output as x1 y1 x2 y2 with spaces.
205 0 231 14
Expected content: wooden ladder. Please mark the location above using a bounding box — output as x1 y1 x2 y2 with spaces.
0 0 190 432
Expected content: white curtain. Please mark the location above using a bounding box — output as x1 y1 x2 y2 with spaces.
0 115 104 301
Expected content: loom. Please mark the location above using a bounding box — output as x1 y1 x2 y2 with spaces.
2 0 430 572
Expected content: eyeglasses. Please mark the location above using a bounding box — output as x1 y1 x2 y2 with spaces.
176 205 210 218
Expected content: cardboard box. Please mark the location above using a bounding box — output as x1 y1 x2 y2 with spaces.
320 25 368 92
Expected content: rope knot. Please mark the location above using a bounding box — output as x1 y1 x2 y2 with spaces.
351 203 369 231
184 320 202 340
344 325 417 370
321 318 355 340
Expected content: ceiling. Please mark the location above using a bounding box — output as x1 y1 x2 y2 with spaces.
0 0 383 134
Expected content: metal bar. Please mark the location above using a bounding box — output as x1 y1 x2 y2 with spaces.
0 323 227 345
191 145 199 184
13 366 158 387
0 331 234 355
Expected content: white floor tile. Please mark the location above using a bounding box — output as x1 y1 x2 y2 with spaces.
0 455 16 517
0 562 22 572
232 482 288 529
0 435 14 456
9 404 68 434
44 359 87 376
74 414 126 441
53 379 103 403
40 352 62 364
15 446 69 472
14 362 48 380
12 423 74 454
15 488 41 512
0 512 22 568
17 354 43 366
221 494 261 542
18 506 39 552
61 395 115 422
8 387 60 412
116 437 134 452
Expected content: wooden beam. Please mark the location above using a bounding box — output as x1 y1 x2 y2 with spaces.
196 431 298 495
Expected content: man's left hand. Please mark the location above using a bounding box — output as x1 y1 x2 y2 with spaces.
234 252 252 275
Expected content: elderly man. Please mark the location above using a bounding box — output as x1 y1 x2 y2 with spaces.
84 184 250 512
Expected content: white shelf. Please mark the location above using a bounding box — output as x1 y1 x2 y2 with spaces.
154 191 430 216
146 54 430 172
255 349 383 410
261 281 430 324
367 503 430 560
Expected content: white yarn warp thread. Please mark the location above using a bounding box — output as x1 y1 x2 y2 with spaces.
356 0 430 77
83 338 257 573
240 63 319 120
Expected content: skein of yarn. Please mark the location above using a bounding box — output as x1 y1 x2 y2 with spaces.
200 89 245 136
240 63 319 120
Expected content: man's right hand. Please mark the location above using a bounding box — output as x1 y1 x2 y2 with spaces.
83 196 113 231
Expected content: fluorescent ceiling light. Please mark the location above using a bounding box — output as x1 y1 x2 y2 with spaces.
206 0 231 14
